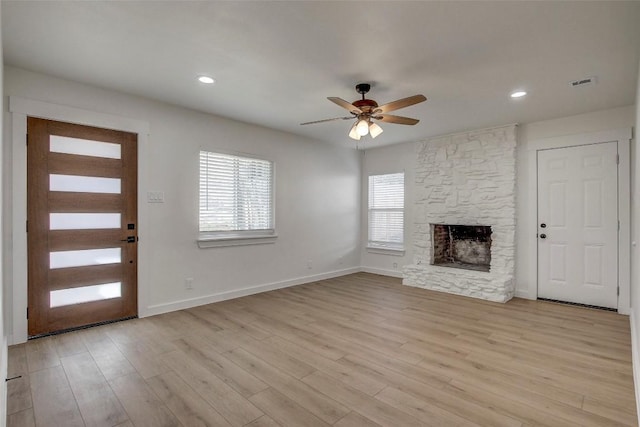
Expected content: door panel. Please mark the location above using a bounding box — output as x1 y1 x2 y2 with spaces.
48 152 123 178
49 282 122 308
537 142 618 308
49 192 122 213
48 264 122 290
27 117 137 336
548 244 567 283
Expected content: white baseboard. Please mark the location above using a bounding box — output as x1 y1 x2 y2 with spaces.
514 289 534 299
360 266 403 278
0 337 7 423
142 267 360 317
630 311 640 427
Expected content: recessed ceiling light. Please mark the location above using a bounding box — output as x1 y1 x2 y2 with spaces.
510 90 527 98
198 76 215 84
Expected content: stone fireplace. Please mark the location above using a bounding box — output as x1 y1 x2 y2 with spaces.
403 125 516 303
432 224 492 272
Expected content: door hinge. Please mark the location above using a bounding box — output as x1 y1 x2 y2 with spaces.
26 307 29 319
618 220 621 231
26 134 28 146
616 153 620 164
617 287 620 296
26 221 28 233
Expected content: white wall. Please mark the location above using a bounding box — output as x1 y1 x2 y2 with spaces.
361 106 635 299
360 143 414 277
630 60 640 421
0 6 8 425
3 66 361 343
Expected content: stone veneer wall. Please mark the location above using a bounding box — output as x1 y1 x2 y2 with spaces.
403 124 517 302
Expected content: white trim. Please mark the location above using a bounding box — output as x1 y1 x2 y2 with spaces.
630 311 640 426
618 138 631 315
9 97 150 134
360 266 403 278
365 247 405 256
0 338 7 424
525 128 632 314
197 234 278 248
144 267 360 316
8 96 150 344
10 112 28 345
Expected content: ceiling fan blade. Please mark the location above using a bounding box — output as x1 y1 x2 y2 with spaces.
300 116 353 125
375 114 420 125
375 94 427 114
328 97 363 114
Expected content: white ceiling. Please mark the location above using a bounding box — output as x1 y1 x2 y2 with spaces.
2 1 640 148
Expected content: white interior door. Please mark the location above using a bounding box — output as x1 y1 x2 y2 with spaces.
537 142 618 308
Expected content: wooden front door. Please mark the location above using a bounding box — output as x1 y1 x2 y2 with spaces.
27 117 138 336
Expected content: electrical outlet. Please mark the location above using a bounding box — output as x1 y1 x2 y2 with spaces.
185 278 194 290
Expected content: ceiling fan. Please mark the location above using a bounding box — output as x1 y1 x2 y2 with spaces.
301 83 427 140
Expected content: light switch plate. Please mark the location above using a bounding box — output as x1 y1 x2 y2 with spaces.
147 191 165 203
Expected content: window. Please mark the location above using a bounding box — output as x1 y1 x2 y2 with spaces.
199 151 275 246
368 172 404 251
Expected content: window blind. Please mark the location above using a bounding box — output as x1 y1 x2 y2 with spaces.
368 172 404 250
199 151 273 234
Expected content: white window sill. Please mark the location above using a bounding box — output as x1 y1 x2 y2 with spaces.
198 233 278 248
366 246 405 256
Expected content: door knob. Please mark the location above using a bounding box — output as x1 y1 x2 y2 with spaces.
540 233 547 239
540 223 546 228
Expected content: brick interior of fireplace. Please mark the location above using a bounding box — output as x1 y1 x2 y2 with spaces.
432 224 492 272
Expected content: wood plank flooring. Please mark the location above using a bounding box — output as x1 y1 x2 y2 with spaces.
6 273 638 426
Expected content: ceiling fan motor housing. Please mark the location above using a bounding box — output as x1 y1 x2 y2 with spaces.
353 99 378 112
353 83 378 113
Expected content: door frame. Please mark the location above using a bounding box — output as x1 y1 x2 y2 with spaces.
524 128 631 314
8 96 150 344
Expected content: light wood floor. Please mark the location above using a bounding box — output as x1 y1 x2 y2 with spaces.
6 273 638 427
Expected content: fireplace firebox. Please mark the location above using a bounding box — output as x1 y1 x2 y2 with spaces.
431 224 492 272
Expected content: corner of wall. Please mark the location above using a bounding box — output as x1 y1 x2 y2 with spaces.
0 4 8 422
631 58 640 427
630 312 640 423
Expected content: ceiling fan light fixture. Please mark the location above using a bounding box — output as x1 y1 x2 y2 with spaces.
356 119 369 136
348 122 361 140
369 122 383 138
